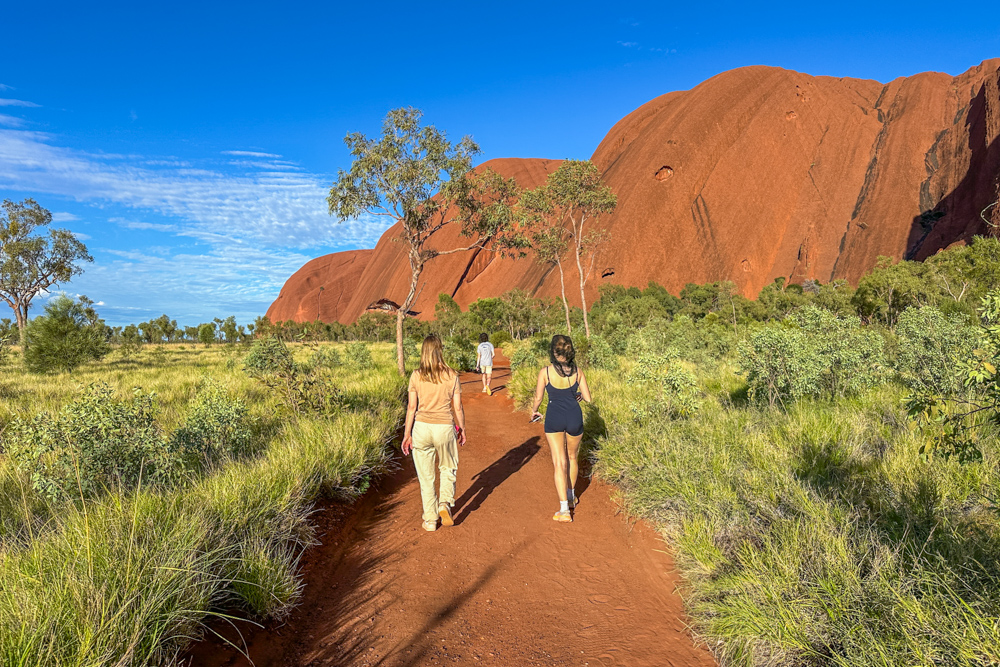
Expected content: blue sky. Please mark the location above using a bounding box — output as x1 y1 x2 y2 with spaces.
1 1 997 326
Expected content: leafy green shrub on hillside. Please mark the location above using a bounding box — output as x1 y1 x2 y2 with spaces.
895 306 979 395
740 326 821 406
244 336 295 376
4 383 176 500
627 348 700 418
444 336 476 371
490 330 512 349
584 334 617 370
171 379 255 466
344 342 374 369
741 308 887 405
792 306 887 397
23 295 111 373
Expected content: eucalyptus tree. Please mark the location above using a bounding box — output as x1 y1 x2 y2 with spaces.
0 199 92 347
329 107 524 374
521 160 616 337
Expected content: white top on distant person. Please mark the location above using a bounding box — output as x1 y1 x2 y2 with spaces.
476 333 495 396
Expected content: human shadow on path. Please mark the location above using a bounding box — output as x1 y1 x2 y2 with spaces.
452 437 540 525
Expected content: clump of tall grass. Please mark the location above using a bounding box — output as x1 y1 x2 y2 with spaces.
0 343 405 666
590 360 1000 666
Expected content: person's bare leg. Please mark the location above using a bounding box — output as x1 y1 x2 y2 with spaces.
545 431 569 502
566 433 583 496
485 370 493 393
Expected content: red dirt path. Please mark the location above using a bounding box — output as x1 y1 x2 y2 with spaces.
185 361 716 667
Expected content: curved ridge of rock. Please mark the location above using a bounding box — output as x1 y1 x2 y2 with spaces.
269 59 1000 324
265 250 373 324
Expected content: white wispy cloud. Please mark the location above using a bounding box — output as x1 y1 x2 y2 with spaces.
0 84 12 91
0 114 25 128
51 211 80 222
0 98 40 108
617 41 639 47
222 150 282 158
0 129 390 249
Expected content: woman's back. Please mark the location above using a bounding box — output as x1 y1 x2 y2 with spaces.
409 369 460 425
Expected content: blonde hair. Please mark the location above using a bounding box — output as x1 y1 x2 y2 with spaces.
418 334 455 384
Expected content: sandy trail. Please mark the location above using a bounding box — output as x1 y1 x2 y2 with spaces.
186 359 715 667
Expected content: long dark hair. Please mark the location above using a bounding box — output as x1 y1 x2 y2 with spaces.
549 335 577 377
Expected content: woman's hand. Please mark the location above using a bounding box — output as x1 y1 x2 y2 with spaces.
530 411 543 423
456 427 467 447
401 435 413 455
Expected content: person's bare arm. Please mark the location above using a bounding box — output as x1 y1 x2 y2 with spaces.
402 386 418 455
578 368 592 403
451 376 467 446
530 367 547 421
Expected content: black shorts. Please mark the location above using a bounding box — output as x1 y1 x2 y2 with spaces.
544 404 584 437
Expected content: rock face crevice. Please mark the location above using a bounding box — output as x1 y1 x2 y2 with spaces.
270 59 1000 324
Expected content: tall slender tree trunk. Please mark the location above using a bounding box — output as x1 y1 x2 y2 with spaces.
14 303 27 349
556 258 571 333
396 252 423 376
574 242 591 338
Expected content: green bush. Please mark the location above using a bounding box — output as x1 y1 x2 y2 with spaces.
740 308 887 405
739 325 821 406
308 344 341 370
584 334 617 370
895 306 978 395
509 344 540 372
4 383 176 500
344 342 374 369
23 295 111 373
627 348 700 418
444 336 476 372
792 306 887 397
244 337 342 416
171 379 255 466
490 331 512 349
244 336 295 376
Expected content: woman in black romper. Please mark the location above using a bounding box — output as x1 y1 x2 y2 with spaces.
530 335 592 523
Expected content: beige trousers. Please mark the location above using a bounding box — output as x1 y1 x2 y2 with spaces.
411 421 459 523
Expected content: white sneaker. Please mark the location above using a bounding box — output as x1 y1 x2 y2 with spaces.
422 520 437 532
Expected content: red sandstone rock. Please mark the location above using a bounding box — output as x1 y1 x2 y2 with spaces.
265 250 372 323
270 59 1000 324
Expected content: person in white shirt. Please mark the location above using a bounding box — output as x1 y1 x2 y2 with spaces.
476 333 495 396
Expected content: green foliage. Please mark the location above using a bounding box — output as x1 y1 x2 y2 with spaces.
444 336 476 372
0 198 93 347
584 334 617 370
23 295 111 373
740 307 887 406
626 348 700 419
508 342 541 373
906 290 1000 463
118 323 143 360
171 379 255 466
4 383 175 500
244 337 342 416
853 256 937 326
344 342 374 369
198 322 215 346
896 306 978 395
490 330 512 349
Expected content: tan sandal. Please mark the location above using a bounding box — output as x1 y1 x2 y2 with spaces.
552 510 573 523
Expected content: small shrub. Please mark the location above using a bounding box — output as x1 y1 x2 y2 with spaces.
244 337 342 416
172 379 255 466
627 348 700 418
739 326 821 406
118 324 143 361
308 344 341 370
344 342 374 369
509 344 540 372
896 306 978 395
198 323 216 347
23 295 111 373
4 383 176 500
491 331 513 349
444 336 476 372
583 334 617 370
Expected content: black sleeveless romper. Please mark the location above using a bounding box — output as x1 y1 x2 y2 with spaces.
543 367 584 436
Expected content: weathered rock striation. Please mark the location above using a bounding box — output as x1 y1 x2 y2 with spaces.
270 59 1000 324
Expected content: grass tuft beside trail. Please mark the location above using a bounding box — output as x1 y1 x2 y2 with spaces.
507 349 1000 666
0 343 405 666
